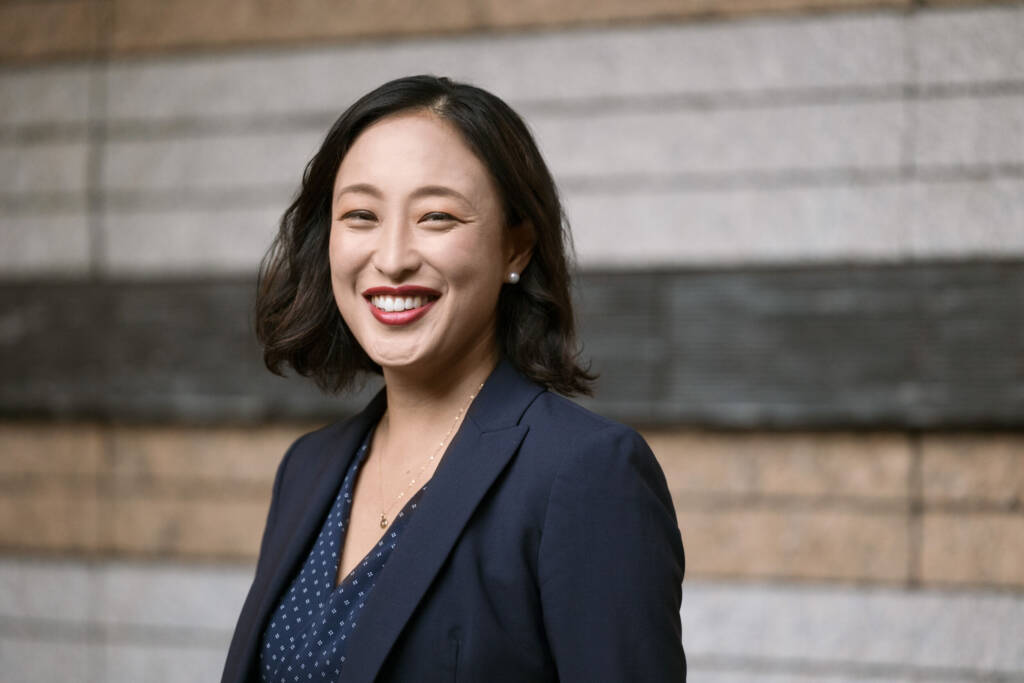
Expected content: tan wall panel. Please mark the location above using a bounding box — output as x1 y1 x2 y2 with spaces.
0 1 100 62
0 425 103 553
0 480 99 552
0 423 104 477
102 496 269 558
0 0 951 62
921 513 1024 587
921 0 1010 4
921 434 1024 506
4 422 1024 589
108 424 310 487
649 430 910 500
109 0 478 54
676 506 909 582
479 0 907 29
0 0 1013 63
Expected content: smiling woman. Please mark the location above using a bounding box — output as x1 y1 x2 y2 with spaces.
329 112 530 377
222 75 686 683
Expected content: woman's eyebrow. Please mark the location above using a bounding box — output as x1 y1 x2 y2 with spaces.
334 183 383 203
333 183 471 206
408 185 472 205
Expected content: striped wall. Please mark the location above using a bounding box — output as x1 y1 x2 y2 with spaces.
2 3 1024 682
3 5 1024 426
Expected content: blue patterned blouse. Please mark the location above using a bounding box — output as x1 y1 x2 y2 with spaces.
258 427 427 682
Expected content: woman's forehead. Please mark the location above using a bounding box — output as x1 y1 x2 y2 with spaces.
333 112 497 206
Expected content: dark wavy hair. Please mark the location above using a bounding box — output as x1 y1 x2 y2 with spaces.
255 75 594 396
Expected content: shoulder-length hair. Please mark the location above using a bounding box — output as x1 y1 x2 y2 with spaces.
255 74 594 396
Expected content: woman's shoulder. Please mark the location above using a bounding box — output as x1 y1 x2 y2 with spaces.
523 390 642 441
270 410 377 489
524 392 682 577
288 414 361 450
518 390 657 472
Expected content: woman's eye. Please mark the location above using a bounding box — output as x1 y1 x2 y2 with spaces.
340 210 376 223
421 211 457 223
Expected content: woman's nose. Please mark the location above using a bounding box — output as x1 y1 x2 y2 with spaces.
371 220 420 279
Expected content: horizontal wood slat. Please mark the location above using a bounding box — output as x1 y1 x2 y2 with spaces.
1 261 1022 427
0 0 926 64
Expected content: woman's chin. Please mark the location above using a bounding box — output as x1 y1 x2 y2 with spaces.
364 345 429 372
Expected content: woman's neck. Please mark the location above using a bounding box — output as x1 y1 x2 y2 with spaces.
378 343 499 448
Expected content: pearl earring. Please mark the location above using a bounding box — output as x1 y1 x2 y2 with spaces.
507 272 520 284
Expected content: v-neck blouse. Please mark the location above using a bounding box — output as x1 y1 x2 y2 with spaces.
258 427 427 683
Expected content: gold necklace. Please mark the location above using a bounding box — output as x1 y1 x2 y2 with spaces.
376 382 484 529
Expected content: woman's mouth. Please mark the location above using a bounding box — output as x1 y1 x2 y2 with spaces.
370 294 432 312
363 287 440 325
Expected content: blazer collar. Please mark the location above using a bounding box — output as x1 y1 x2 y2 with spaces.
340 357 544 681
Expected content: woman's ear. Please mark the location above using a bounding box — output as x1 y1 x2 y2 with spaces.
505 220 536 276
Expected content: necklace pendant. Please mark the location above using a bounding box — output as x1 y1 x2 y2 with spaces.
380 513 388 529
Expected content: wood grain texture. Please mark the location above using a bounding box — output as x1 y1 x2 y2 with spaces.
0 1 101 63
2 262 1023 426
13 0 1018 63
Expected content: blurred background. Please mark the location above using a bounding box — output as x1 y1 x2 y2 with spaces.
2 0 1023 680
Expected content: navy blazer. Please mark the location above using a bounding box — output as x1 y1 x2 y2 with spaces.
222 359 686 682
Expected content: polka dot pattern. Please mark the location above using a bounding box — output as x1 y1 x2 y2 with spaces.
258 427 427 682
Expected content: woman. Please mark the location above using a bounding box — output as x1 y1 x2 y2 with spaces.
222 75 686 683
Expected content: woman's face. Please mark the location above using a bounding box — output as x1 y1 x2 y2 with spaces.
329 111 530 378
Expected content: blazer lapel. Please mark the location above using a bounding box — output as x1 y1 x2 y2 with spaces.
235 390 387 683
341 359 543 682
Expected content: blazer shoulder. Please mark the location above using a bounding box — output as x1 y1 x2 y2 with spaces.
286 417 354 455
516 391 662 489
273 413 369 489
522 390 643 445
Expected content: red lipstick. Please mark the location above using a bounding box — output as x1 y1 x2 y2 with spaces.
362 285 441 326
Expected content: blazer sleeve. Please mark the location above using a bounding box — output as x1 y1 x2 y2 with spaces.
537 424 686 682
221 433 307 683
251 432 305 581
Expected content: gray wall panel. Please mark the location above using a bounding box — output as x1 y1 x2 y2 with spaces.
535 101 905 178
0 213 91 276
565 184 913 267
3 558 1022 683
914 94 1024 167
914 6 1024 87
0 64 92 127
0 139 89 198
101 130 321 195
100 207 281 276
3 7 1023 276
101 13 907 125
0 280 376 422
2 262 1021 427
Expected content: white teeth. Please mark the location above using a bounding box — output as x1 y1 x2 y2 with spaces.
370 295 430 312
